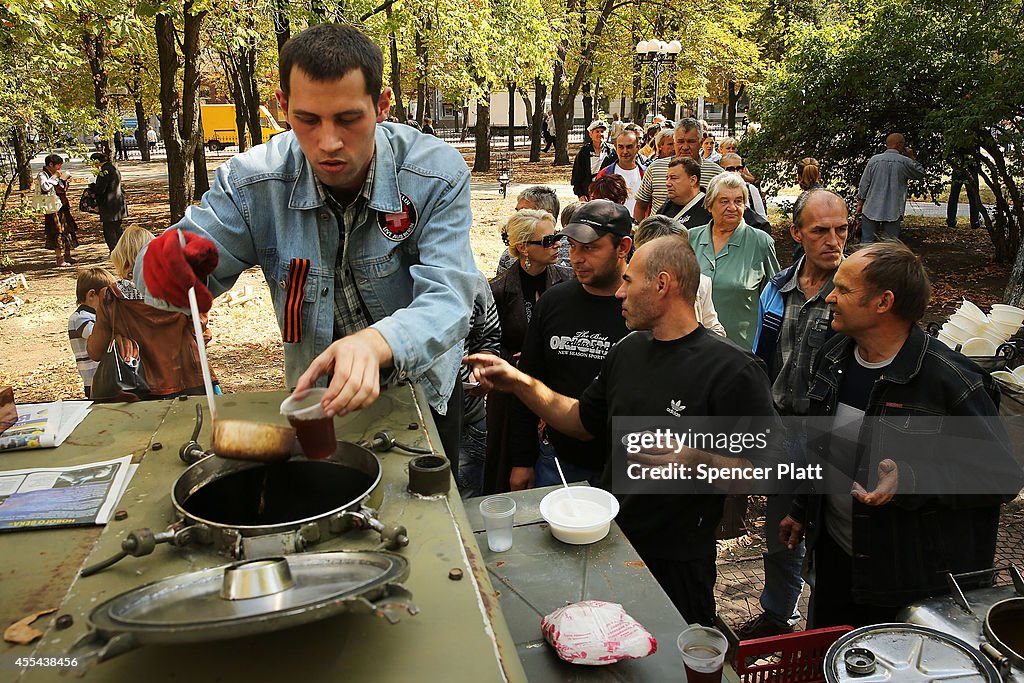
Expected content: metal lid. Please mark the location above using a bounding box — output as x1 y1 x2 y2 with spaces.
87 551 412 644
825 623 1000 682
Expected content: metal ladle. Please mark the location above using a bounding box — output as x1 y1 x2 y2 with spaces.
177 230 295 463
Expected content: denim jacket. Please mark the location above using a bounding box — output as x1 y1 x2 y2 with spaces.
139 124 476 412
792 326 1022 606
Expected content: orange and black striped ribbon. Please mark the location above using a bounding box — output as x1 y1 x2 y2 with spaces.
283 258 310 343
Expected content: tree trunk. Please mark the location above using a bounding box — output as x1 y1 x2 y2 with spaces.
663 80 677 121
582 81 593 123
460 104 469 141
193 105 210 200
273 0 290 55
156 3 206 223
386 8 404 121
727 81 745 137
529 78 545 162
81 27 109 115
619 93 626 119
131 56 151 162
221 52 248 152
11 127 32 191
414 27 429 122
473 98 490 173
551 60 572 166
507 81 515 151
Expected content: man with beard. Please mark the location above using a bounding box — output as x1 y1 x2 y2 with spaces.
506 200 633 490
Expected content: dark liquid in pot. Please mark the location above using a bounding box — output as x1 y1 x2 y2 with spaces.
183 461 374 525
989 607 1024 660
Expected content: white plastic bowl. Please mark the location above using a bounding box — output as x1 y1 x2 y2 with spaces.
993 370 1023 389
936 332 959 349
990 319 1021 337
978 327 1009 346
539 487 619 545
990 308 1024 326
941 322 973 343
960 337 998 357
992 303 1024 315
959 299 988 323
948 313 984 335
1013 366 1024 384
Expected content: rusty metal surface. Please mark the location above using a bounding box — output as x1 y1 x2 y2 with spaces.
8 389 526 682
470 486 742 682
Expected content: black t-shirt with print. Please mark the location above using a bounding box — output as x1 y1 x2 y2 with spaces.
656 199 712 229
509 281 630 471
578 325 780 560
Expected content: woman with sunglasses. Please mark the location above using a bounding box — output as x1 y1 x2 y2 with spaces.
485 210 574 494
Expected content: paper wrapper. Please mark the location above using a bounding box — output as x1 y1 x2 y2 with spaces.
541 600 657 665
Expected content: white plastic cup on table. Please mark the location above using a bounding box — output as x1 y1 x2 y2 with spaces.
479 495 516 552
677 626 727 682
279 388 336 460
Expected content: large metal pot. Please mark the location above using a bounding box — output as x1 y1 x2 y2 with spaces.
80 442 408 576
171 440 387 557
985 597 1024 670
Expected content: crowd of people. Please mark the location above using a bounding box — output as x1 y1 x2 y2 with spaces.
41 21 1021 640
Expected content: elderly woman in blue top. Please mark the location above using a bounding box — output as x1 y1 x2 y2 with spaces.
688 172 780 350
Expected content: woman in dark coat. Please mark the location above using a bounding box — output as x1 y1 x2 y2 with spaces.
90 152 128 252
483 209 574 494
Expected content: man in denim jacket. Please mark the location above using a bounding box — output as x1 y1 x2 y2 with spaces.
779 241 1023 627
139 24 475 460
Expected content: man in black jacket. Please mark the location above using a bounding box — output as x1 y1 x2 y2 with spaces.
571 120 616 200
781 240 1023 627
89 152 128 252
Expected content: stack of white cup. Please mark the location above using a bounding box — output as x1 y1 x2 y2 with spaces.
937 299 1024 356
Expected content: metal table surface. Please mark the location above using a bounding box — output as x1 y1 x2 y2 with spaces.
2 388 527 683
467 486 741 682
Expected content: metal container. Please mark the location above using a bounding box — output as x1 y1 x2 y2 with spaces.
171 440 388 558
901 565 1024 681
70 551 415 666
824 623 1001 682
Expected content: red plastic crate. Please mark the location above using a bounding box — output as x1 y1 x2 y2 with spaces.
735 626 853 683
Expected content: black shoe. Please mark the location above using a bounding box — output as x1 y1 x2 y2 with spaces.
735 613 794 640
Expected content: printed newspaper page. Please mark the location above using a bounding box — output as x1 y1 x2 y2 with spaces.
0 401 92 452
0 455 135 529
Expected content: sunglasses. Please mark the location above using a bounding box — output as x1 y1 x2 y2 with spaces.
525 233 566 248
724 165 745 172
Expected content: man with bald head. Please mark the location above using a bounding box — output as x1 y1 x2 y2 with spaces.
854 133 925 242
466 234 783 625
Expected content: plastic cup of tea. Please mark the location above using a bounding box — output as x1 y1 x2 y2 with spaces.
479 495 516 552
677 626 727 683
279 388 335 460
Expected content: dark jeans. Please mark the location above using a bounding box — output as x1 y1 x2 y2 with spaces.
808 527 900 629
102 220 124 252
947 168 985 228
457 416 487 499
645 553 718 626
430 380 463 477
859 217 902 243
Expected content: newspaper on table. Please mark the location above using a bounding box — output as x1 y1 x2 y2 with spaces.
0 401 92 452
0 455 136 530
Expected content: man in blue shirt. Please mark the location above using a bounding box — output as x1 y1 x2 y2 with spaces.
139 24 476 462
855 133 925 242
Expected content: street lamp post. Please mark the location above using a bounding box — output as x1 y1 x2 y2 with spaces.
635 39 682 120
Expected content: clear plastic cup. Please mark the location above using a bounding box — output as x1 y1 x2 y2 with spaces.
479 495 516 552
279 388 335 460
677 626 727 682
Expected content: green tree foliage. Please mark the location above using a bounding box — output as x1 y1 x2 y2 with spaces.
743 0 1024 302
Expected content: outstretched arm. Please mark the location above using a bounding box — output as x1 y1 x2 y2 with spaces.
464 353 593 441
